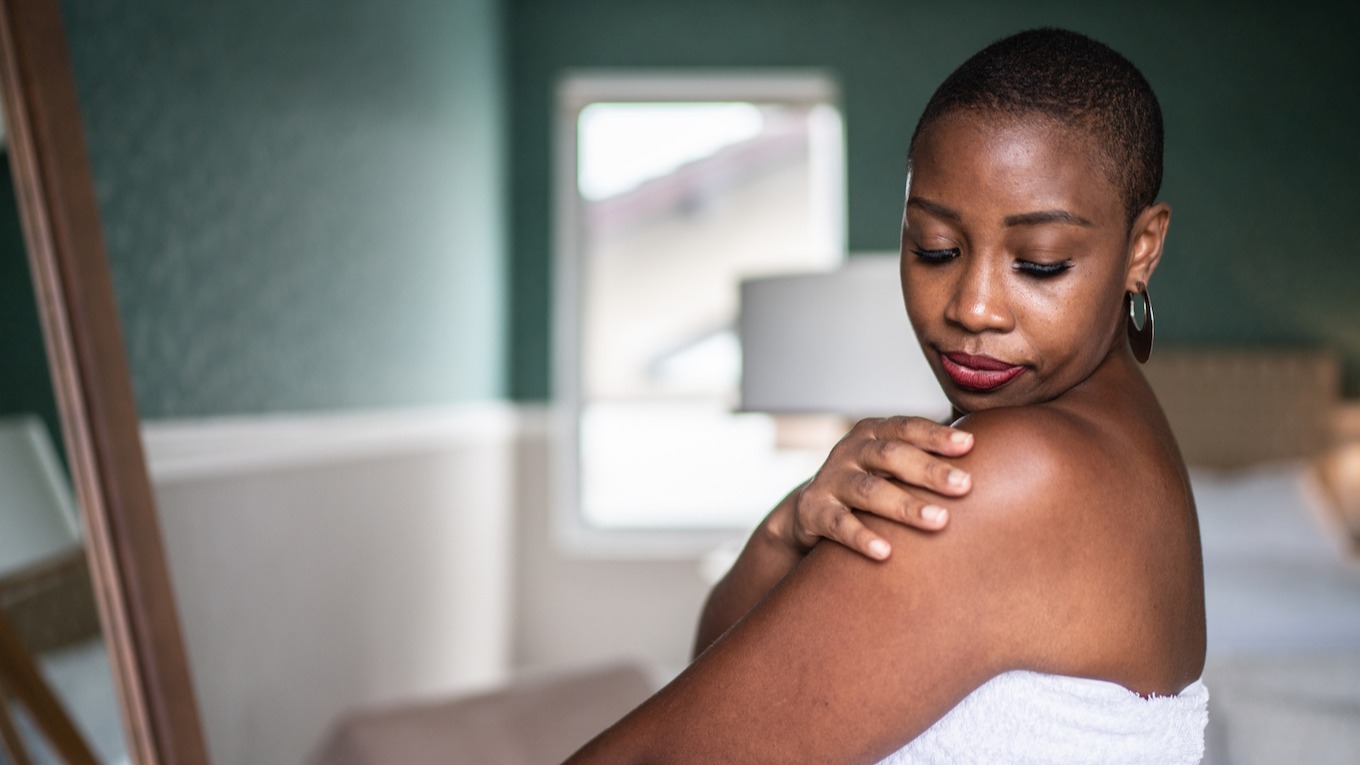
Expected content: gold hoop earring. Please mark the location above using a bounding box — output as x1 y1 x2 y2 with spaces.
1126 281 1154 364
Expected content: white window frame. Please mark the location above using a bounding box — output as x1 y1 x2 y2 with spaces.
552 70 845 558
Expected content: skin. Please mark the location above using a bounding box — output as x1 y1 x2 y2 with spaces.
693 416 973 658
565 110 1205 764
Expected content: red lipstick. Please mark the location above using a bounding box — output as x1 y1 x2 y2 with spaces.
940 351 1026 392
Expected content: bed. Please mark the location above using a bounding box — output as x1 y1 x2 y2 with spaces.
1144 349 1360 765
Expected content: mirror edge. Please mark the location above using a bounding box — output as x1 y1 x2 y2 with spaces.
0 1 210 763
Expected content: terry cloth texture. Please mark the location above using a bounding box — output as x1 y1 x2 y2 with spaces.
878 670 1208 764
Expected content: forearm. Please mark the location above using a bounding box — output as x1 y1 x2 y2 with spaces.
692 484 808 658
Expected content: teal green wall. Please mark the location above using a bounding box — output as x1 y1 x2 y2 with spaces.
29 1 1358 414
0 152 64 455
508 0 1360 399
60 0 506 417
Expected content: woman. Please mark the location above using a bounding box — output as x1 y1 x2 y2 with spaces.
567 28 1207 764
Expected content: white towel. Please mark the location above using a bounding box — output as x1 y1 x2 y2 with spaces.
877 670 1208 764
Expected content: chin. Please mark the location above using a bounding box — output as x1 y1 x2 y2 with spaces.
944 388 1021 415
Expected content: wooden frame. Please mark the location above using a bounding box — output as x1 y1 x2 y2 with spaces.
0 0 209 762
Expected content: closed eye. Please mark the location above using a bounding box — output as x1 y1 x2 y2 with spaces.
1014 260 1073 278
911 247 959 264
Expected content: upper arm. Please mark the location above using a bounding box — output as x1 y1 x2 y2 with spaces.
569 411 1090 764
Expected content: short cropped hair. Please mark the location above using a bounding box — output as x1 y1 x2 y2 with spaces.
908 28 1163 225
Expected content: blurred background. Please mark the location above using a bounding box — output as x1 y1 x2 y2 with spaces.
2 0 1357 763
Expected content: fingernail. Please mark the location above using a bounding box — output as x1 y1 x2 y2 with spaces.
868 539 891 559
923 505 948 524
950 430 972 445
948 469 969 488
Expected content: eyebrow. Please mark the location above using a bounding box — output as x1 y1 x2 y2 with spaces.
1002 209 1094 228
907 197 1094 228
906 197 961 222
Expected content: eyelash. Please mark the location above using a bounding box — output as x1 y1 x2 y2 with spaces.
1014 260 1074 278
910 248 1074 279
910 248 958 263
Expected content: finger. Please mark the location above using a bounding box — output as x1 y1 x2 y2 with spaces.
836 471 951 531
875 416 974 456
823 507 893 560
858 437 972 497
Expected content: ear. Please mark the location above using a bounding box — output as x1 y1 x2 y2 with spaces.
1125 202 1171 290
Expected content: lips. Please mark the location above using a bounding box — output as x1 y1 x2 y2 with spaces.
939 351 1027 392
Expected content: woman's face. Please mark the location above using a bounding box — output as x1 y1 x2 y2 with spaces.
901 111 1157 413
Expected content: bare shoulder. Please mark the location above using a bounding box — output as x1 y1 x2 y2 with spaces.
854 402 1196 687
942 404 1117 530
956 404 1111 470
877 402 1200 691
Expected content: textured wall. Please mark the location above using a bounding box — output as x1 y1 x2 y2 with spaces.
507 0 1360 399
61 0 506 416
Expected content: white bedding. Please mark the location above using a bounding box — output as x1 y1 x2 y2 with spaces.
1193 461 1360 657
1191 461 1360 764
1193 462 1349 563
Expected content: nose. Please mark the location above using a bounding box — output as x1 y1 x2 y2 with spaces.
943 256 1014 334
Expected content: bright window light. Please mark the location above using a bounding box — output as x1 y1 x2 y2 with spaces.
577 103 764 200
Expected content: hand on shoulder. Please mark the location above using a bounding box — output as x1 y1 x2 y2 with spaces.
944 405 1108 524
831 405 1142 678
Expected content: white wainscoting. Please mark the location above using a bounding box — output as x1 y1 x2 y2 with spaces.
507 418 717 678
143 404 520 765
141 402 737 765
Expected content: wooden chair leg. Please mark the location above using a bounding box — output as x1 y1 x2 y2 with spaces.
0 610 96 764
0 685 36 765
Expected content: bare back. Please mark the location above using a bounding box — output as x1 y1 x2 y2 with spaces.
946 351 1205 695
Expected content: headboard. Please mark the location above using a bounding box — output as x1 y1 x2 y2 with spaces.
1142 348 1341 469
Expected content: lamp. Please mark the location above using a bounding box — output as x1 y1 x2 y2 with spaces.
738 254 951 422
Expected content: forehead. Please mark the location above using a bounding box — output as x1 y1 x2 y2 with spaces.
908 112 1123 227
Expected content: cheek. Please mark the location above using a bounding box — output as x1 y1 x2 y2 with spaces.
1015 280 1112 356
900 267 941 331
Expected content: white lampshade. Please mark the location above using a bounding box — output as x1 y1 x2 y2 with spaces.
738 255 951 420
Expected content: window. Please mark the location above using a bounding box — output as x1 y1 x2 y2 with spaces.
554 72 845 554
